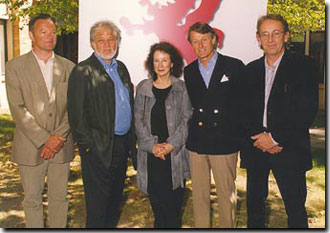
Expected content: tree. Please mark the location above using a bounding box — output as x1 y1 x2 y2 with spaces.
268 0 325 37
0 0 78 35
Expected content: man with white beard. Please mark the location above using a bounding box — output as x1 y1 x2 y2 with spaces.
67 20 137 228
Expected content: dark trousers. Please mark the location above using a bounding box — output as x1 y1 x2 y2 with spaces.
80 135 129 228
246 163 308 228
147 153 185 228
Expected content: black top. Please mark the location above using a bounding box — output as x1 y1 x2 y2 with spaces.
150 85 172 143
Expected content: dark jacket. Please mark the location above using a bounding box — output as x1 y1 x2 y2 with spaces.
240 51 319 172
184 52 245 155
67 54 136 168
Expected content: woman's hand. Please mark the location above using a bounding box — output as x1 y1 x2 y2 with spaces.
153 143 166 160
152 143 174 160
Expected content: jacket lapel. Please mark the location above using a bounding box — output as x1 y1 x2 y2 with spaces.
268 52 288 107
208 53 226 90
254 56 266 124
52 55 65 88
26 51 49 100
49 55 65 103
191 60 208 91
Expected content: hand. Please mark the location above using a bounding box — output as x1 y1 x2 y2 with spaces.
251 132 275 152
267 145 283 154
44 134 66 153
152 143 166 160
162 143 174 155
40 145 56 159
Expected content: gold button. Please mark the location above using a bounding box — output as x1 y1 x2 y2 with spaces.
198 121 203 126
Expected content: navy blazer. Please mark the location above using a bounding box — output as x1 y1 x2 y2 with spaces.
240 51 319 172
184 52 245 155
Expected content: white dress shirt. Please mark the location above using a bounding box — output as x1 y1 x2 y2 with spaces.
33 51 55 95
263 52 284 145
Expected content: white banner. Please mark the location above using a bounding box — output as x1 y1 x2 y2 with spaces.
79 0 267 85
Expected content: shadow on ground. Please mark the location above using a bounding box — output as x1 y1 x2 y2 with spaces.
0 110 325 228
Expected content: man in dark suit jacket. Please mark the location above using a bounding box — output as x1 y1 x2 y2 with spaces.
67 20 136 228
240 14 318 228
184 22 244 228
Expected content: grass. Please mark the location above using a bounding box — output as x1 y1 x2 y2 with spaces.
0 112 326 228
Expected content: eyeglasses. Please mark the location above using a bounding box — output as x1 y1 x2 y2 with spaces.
259 30 283 40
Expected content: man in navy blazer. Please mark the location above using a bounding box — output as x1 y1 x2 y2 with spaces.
240 14 319 228
184 22 244 228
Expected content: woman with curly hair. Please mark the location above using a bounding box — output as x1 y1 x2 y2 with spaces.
134 42 192 228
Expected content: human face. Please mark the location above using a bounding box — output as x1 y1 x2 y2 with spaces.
257 19 289 60
29 19 57 54
92 26 118 64
189 31 216 64
153 50 173 79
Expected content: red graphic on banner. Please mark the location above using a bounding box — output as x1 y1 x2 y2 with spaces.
120 0 224 64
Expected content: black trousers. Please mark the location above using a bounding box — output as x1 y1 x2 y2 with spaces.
246 161 308 228
147 153 185 228
80 134 129 228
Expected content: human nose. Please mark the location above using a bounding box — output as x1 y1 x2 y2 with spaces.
267 33 275 42
46 32 54 38
103 39 111 47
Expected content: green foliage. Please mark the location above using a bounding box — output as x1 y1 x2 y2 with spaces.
268 0 325 36
0 0 78 35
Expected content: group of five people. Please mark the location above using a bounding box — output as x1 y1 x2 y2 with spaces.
5 13 318 228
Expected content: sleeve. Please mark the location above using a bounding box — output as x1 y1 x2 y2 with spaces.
5 61 49 149
270 57 319 146
134 83 157 154
166 84 193 155
67 65 93 149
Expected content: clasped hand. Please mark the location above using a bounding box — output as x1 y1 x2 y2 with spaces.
251 132 283 154
152 143 174 160
40 134 66 159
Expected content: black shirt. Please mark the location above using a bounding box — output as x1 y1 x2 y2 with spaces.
150 85 172 142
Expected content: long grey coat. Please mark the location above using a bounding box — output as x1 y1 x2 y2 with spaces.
134 77 192 194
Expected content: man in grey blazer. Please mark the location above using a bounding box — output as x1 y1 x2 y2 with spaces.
5 14 75 228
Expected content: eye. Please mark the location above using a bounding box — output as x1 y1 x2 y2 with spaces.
273 30 282 37
261 32 268 37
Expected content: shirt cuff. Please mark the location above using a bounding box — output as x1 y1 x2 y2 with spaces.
269 133 279 146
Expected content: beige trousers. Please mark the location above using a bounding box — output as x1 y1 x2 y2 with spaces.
19 160 70 228
189 151 238 228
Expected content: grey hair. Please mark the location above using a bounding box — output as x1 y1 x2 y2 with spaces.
89 20 121 49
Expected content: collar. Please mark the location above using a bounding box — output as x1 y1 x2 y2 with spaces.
94 52 117 69
265 51 284 70
198 50 218 68
139 76 184 97
32 50 55 64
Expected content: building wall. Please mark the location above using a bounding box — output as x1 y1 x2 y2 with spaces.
19 19 32 55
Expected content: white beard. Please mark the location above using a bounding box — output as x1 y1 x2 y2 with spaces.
95 47 117 61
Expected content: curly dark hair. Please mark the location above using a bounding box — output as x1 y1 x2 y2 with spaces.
145 42 184 80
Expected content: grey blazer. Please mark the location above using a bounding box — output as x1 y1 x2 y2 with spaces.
134 77 192 194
